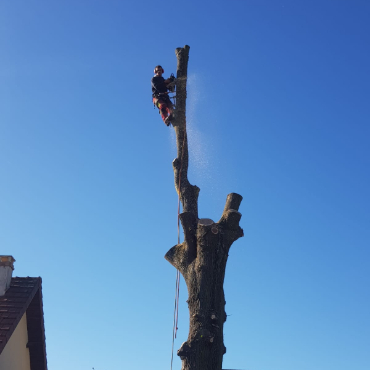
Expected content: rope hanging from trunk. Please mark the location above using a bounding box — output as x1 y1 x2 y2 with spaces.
171 128 187 370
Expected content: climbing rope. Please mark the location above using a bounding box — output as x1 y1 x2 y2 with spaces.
170 125 187 370
170 270 180 370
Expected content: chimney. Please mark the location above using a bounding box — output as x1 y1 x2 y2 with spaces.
0 256 15 296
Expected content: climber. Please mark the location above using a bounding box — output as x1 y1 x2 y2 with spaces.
151 65 176 126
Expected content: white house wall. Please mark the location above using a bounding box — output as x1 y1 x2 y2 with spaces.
0 312 31 370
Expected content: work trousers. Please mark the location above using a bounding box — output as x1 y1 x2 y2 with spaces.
153 95 173 123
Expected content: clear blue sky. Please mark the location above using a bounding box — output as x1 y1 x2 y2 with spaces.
1 1 369 369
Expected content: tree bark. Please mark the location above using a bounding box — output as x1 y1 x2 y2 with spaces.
165 46 243 370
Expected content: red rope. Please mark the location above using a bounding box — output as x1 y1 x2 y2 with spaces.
170 270 180 370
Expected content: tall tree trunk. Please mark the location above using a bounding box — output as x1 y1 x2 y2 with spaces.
165 45 244 370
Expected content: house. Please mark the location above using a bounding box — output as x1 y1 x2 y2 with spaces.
0 256 47 370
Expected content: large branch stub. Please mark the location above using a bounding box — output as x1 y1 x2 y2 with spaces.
164 45 244 370
222 193 243 213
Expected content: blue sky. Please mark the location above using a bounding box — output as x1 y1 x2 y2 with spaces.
1 1 369 369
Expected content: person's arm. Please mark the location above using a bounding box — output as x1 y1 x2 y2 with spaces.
164 75 176 92
164 75 175 85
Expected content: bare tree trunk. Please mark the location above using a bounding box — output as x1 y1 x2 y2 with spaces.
165 45 244 370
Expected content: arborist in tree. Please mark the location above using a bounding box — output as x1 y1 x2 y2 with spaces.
152 65 176 126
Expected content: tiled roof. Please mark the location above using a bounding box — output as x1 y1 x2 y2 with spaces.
0 277 47 370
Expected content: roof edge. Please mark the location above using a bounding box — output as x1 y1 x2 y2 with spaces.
0 277 41 355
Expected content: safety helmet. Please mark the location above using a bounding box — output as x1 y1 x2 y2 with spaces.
154 65 164 74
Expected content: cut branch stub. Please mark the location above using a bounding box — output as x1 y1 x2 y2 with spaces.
164 243 188 275
218 193 244 247
218 210 242 230
219 194 243 232
222 193 243 213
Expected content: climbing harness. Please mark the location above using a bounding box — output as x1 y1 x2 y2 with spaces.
170 119 187 370
152 73 176 108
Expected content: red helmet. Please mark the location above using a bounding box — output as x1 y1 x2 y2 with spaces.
154 65 164 74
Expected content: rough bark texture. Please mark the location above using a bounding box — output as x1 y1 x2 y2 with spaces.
165 46 243 370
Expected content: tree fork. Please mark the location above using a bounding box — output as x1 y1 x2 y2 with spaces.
164 45 243 370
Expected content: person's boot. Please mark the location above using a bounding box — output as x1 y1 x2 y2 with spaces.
164 116 171 126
